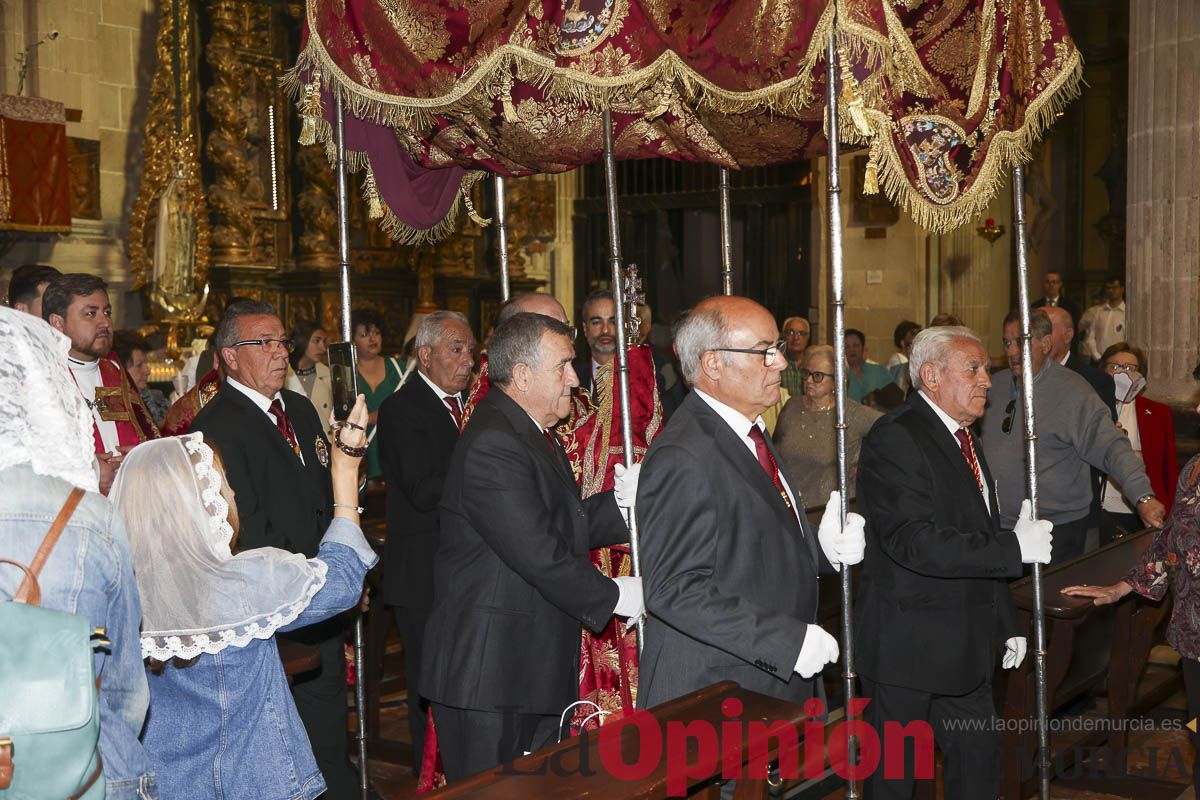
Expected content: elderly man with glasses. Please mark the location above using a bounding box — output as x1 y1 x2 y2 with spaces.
190 299 364 797
633 296 867 750
978 308 1165 567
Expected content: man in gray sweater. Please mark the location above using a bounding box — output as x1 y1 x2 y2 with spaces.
979 310 1166 564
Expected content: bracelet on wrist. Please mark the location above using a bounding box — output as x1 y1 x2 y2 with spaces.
333 503 364 514
333 427 368 458
1136 494 1155 506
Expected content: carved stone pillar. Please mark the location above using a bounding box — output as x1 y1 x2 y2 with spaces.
1127 0 1200 403
204 0 256 263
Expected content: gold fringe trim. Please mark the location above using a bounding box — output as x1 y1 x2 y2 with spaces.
863 49 1084 233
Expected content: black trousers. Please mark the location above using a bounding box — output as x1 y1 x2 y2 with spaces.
431 702 559 783
286 620 358 799
1182 657 1200 796
861 678 1001 800
393 606 429 766
1048 516 1088 567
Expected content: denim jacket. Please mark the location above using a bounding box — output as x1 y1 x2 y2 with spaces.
141 517 377 800
0 464 157 799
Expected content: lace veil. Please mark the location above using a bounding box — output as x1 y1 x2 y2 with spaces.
0 307 98 492
109 433 327 660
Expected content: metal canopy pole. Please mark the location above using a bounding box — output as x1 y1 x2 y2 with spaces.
1013 164 1051 800
495 175 511 302
718 167 734 295
334 86 371 800
601 108 645 661
825 19 860 800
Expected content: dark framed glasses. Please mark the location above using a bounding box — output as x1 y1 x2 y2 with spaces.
711 339 787 366
797 368 830 384
1002 399 1017 434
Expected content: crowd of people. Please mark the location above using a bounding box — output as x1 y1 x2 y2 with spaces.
0 259 1192 800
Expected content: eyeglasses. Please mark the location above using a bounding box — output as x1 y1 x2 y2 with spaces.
1002 399 1017 434
783 329 810 339
711 339 787 366
231 338 295 354
797 368 830 383
1105 363 1137 374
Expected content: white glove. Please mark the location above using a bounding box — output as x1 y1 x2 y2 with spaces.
1013 499 1053 564
613 462 641 509
817 491 866 570
612 575 645 626
794 624 839 678
1003 636 1027 669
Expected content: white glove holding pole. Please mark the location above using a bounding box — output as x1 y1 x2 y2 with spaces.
612 575 645 628
794 624 839 678
1002 636 1027 669
1013 499 1054 564
613 462 641 509
817 491 867 570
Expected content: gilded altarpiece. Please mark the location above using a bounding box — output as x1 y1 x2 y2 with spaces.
133 0 545 348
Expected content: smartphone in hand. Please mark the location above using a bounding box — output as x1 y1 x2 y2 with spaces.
327 342 359 422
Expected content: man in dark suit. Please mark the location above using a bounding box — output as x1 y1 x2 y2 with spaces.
421 312 642 781
377 310 475 764
573 289 617 395
635 295 866 714
855 325 1053 799
1031 271 1081 329
190 300 358 797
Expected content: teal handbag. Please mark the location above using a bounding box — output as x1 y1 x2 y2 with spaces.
0 488 103 799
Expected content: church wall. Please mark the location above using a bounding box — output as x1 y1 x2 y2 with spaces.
0 0 156 326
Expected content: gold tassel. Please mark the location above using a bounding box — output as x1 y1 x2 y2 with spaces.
838 45 873 139
463 191 491 226
863 151 879 195
364 168 384 219
297 69 323 146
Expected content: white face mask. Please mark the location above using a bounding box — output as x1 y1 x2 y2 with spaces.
1113 370 1146 404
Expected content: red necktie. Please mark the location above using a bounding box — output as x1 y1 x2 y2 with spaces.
444 395 463 427
747 424 800 523
954 428 984 493
268 398 302 459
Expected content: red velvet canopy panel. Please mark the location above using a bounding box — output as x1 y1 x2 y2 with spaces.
288 0 1081 242
0 95 71 233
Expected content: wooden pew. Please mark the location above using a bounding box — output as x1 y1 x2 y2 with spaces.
361 514 413 767
1000 529 1175 800
426 682 814 799
279 639 321 683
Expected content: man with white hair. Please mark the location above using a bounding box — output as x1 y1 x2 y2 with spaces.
855 325 1053 799
377 310 475 763
635 295 866 715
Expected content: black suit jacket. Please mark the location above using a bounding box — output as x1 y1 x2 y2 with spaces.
189 382 332 557
377 375 460 608
1064 351 1117 420
420 388 628 715
1032 296 1081 328
854 392 1023 696
636 391 824 709
573 353 596 395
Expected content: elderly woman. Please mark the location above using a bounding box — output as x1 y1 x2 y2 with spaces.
774 344 882 506
1063 453 1200 796
0 307 155 798
109 397 377 800
1096 342 1178 544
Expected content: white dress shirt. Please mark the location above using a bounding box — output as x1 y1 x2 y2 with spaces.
694 388 800 512
68 356 119 453
417 370 462 426
917 390 991 514
1081 301 1126 362
227 377 304 465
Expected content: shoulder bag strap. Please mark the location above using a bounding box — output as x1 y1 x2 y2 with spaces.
13 487 86 606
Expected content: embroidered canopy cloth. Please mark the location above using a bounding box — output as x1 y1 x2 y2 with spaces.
289 0 1080 240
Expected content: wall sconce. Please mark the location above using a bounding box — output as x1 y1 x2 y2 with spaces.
976 217 1005 244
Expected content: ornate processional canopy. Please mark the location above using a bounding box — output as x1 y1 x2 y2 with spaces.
287 0 1082 243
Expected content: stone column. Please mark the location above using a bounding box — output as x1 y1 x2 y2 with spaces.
1127 0 1200 405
